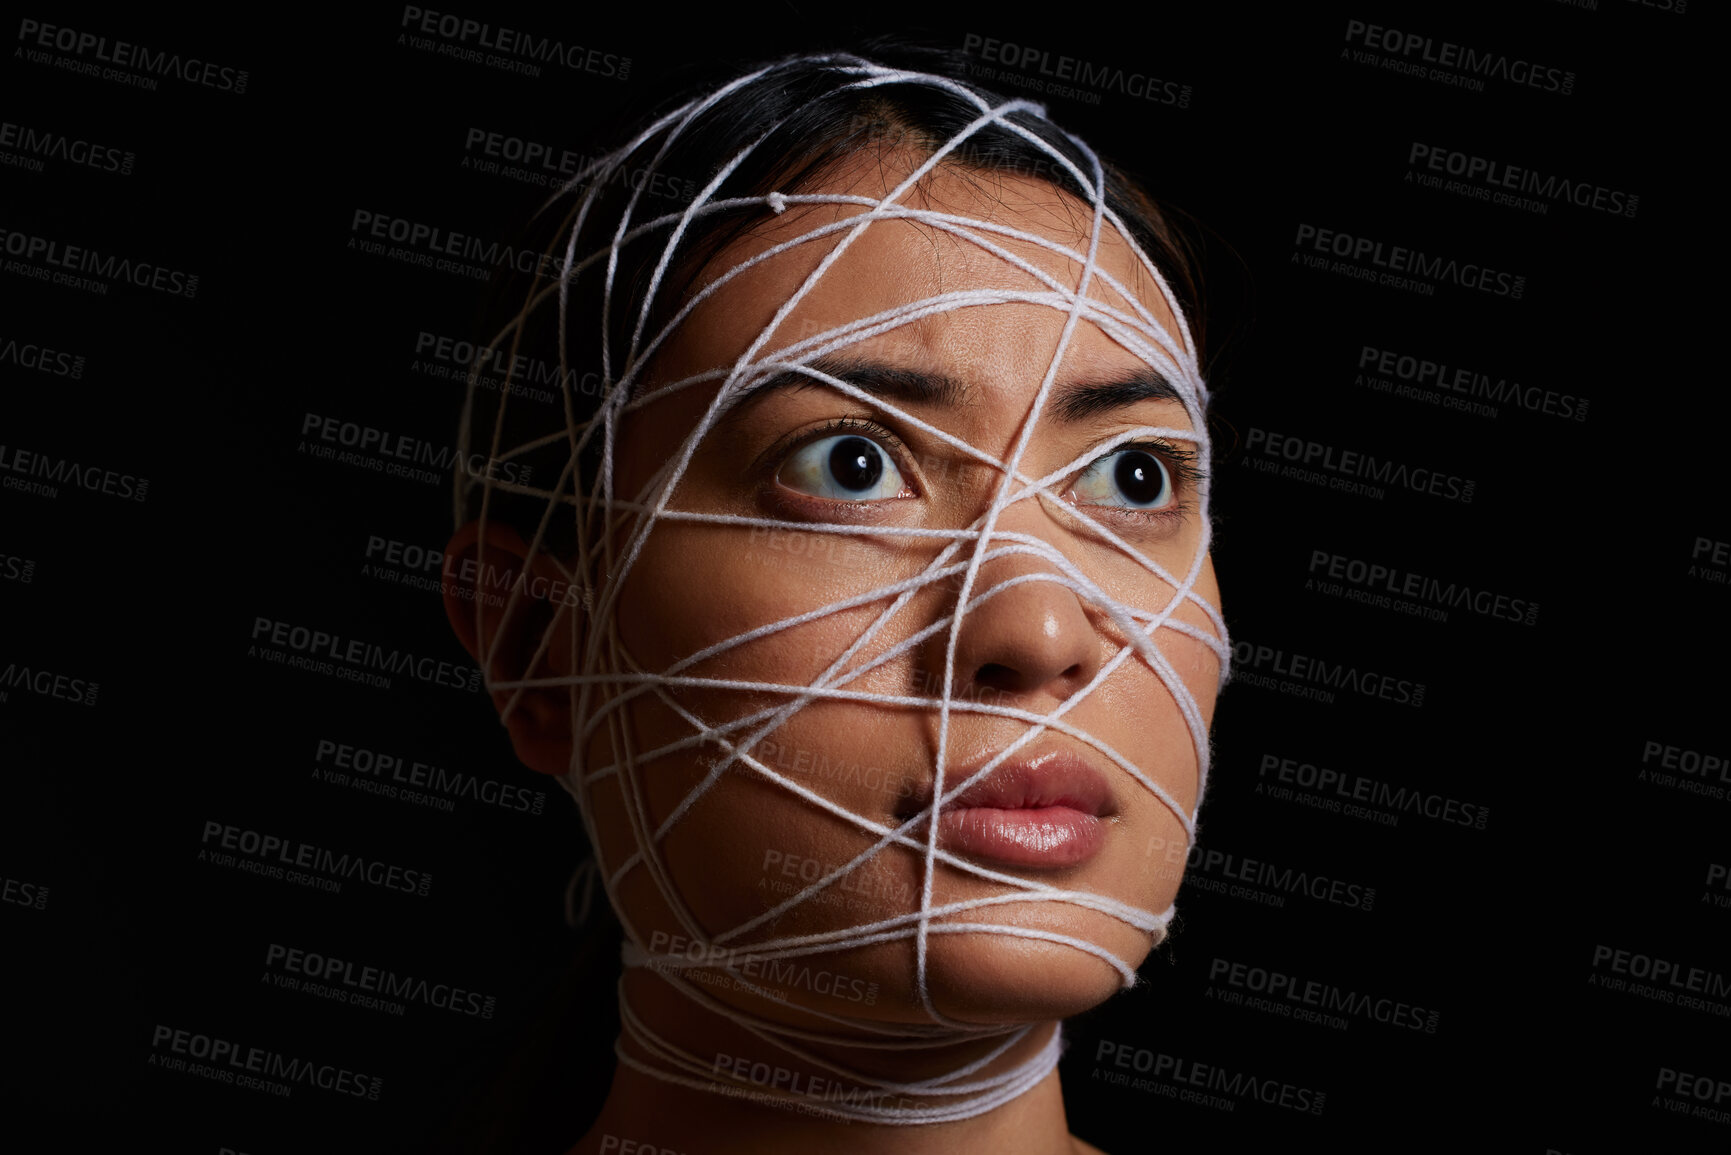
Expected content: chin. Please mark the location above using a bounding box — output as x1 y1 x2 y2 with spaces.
921 912 1156 1024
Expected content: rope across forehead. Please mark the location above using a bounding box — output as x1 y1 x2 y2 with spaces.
458 56 1230 1126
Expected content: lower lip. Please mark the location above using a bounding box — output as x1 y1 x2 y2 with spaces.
937 807 1106 869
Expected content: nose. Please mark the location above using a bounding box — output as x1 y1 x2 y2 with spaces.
927 517 1102 705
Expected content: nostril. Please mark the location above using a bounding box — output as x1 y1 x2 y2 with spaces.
970 660 1085 696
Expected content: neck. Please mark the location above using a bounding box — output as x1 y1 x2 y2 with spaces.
570 966 1085 1155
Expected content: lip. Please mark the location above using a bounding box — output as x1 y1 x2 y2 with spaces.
903 751 1115 870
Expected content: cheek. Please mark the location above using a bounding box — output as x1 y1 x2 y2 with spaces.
1091 662 1207 816
597 524 945 949
1084 555 1223 816
609 503 959 686
603 517 923 839
612 520 895 680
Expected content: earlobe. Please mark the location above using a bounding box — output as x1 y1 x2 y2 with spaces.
441 520 581 777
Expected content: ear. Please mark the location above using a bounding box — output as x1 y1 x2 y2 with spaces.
442 520 582 777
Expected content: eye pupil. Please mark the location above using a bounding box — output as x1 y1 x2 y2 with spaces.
829 436 883 492
1114 451 1165 505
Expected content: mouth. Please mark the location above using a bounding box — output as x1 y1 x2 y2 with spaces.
899 750 1114 870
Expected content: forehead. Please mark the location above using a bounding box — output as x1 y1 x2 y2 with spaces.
650 151 1186 395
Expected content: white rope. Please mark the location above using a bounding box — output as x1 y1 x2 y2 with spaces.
457 55 1229 1126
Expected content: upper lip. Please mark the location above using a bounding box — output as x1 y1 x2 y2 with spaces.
899 749 1116 821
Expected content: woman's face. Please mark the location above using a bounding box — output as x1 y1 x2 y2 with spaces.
583 151 1222 1027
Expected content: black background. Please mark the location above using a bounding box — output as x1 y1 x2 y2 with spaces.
3 3 1722 1152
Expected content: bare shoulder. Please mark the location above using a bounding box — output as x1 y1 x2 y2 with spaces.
1070 1135 1110 1155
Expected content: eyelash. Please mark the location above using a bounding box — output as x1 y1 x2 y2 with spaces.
761 416 919 513
762 417 1200 528
1089 440 1202 529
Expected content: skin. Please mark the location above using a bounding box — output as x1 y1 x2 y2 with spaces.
446 147 1222 1155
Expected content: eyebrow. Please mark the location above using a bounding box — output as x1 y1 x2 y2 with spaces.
1050 371 1186 422
726 356 1184 424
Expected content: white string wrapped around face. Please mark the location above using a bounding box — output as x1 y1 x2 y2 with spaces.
457 56 1230 1127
